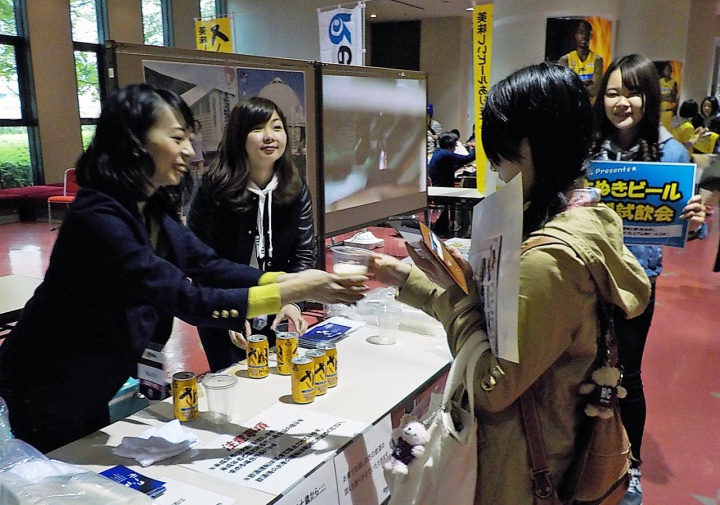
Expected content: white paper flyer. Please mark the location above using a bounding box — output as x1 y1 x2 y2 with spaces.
183 403 369 496
469 172 523 362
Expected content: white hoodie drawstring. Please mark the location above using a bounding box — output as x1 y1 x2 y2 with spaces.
247 174 279 264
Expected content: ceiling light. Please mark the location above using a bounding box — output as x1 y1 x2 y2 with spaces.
370 13 377 18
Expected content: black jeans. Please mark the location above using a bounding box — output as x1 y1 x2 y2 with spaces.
614 281 656 469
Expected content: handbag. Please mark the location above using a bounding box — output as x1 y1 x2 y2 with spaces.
699 155 720 191
384 330 490 505
519 235 631 505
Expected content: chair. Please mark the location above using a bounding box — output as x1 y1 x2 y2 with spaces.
47 168 78 230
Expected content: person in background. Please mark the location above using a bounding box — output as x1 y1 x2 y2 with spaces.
590 54 706 505
0 84 366 453
699 95 720 129
558 19 604 102
188 97 317 372
672 99 703 154
659 62 678 132
426 103 443 155
427 131 475 237
450 128 470 156
370 62 651 504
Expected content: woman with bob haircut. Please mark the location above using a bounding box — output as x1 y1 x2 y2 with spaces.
590 53 706 504
0 84 366 453
188 97 317 372
369 62 651 504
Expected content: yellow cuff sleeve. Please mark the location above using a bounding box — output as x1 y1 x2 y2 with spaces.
248 284 282 318
258 271 283 285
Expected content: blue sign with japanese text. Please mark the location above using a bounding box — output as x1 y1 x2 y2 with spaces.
587 160 696 248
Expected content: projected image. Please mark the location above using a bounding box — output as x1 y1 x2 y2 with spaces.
322 75 426 213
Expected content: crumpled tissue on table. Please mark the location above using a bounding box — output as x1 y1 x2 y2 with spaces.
112 419 199 467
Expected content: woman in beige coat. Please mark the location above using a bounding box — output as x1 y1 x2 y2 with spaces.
371 62 651 504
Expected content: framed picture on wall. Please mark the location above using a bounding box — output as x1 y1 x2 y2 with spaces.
545 16 612 103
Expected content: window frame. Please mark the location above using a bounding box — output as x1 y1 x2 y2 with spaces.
0 0 42 185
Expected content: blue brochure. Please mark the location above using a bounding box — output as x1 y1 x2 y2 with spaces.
100 465 166 498
299 317 365 348
587 160 696 248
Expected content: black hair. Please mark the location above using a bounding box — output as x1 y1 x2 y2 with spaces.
701 96 719 118
482 61 592 237
201 96 301 211
590 54 661 161
678 99 699 120
76 83 194 212
576 19 592 33
439 132 459 150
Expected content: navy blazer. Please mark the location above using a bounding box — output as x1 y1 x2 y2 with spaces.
0 189 265 441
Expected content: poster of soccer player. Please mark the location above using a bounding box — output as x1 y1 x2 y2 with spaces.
655 60 683 132
545 16 613 103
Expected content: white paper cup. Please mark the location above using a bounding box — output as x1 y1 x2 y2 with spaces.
202 373 237 424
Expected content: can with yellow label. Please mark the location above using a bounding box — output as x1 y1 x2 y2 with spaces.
247 335 269 379
318 342 338 388
276 333 298 376
291 355 315 404
172 371 198 421
305 349 328 396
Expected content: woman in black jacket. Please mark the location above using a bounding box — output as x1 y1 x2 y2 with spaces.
188 97 317 371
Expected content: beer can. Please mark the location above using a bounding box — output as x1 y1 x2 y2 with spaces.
247 335 269 379
318 342 338 388
276 332 298 376
305 349 328 396
291 356 315 404
172 371 198 422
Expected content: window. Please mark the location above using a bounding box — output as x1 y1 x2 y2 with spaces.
200 0 226 19
70 0 106 149
0 0 40 188
142 0 172 47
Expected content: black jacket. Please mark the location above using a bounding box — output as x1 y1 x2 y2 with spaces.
0 188 265 451
187 181 317 274
187 180 317 372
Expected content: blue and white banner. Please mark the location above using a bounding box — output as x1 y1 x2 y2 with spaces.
587 160 696 248
318 3 365 65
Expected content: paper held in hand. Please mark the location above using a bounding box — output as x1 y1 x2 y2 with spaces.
419 222 469 294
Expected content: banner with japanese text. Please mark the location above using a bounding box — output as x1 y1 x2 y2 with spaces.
473 4 493 194
587 160 696 247
195 17 233 53
318 3 365 65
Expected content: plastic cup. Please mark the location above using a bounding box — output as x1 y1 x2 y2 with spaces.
330 246 371 277
367 305 401 345
202 373 237 424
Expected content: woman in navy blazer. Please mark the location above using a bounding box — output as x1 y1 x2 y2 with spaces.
0 84 366 453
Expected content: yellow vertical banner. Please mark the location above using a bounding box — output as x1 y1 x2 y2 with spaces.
195 17 233 53
473 5 493 194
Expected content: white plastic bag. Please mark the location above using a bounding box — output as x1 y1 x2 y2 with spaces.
0 438 151 505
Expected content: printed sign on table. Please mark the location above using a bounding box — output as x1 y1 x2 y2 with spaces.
333 415 393 504
184 403 369 496
587 160 696 248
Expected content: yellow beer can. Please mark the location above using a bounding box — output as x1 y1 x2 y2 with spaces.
291 355 315 404
276 333 298 376
305 349 328 396
318 343 338 388
172 371 198 421
247 335 269 379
